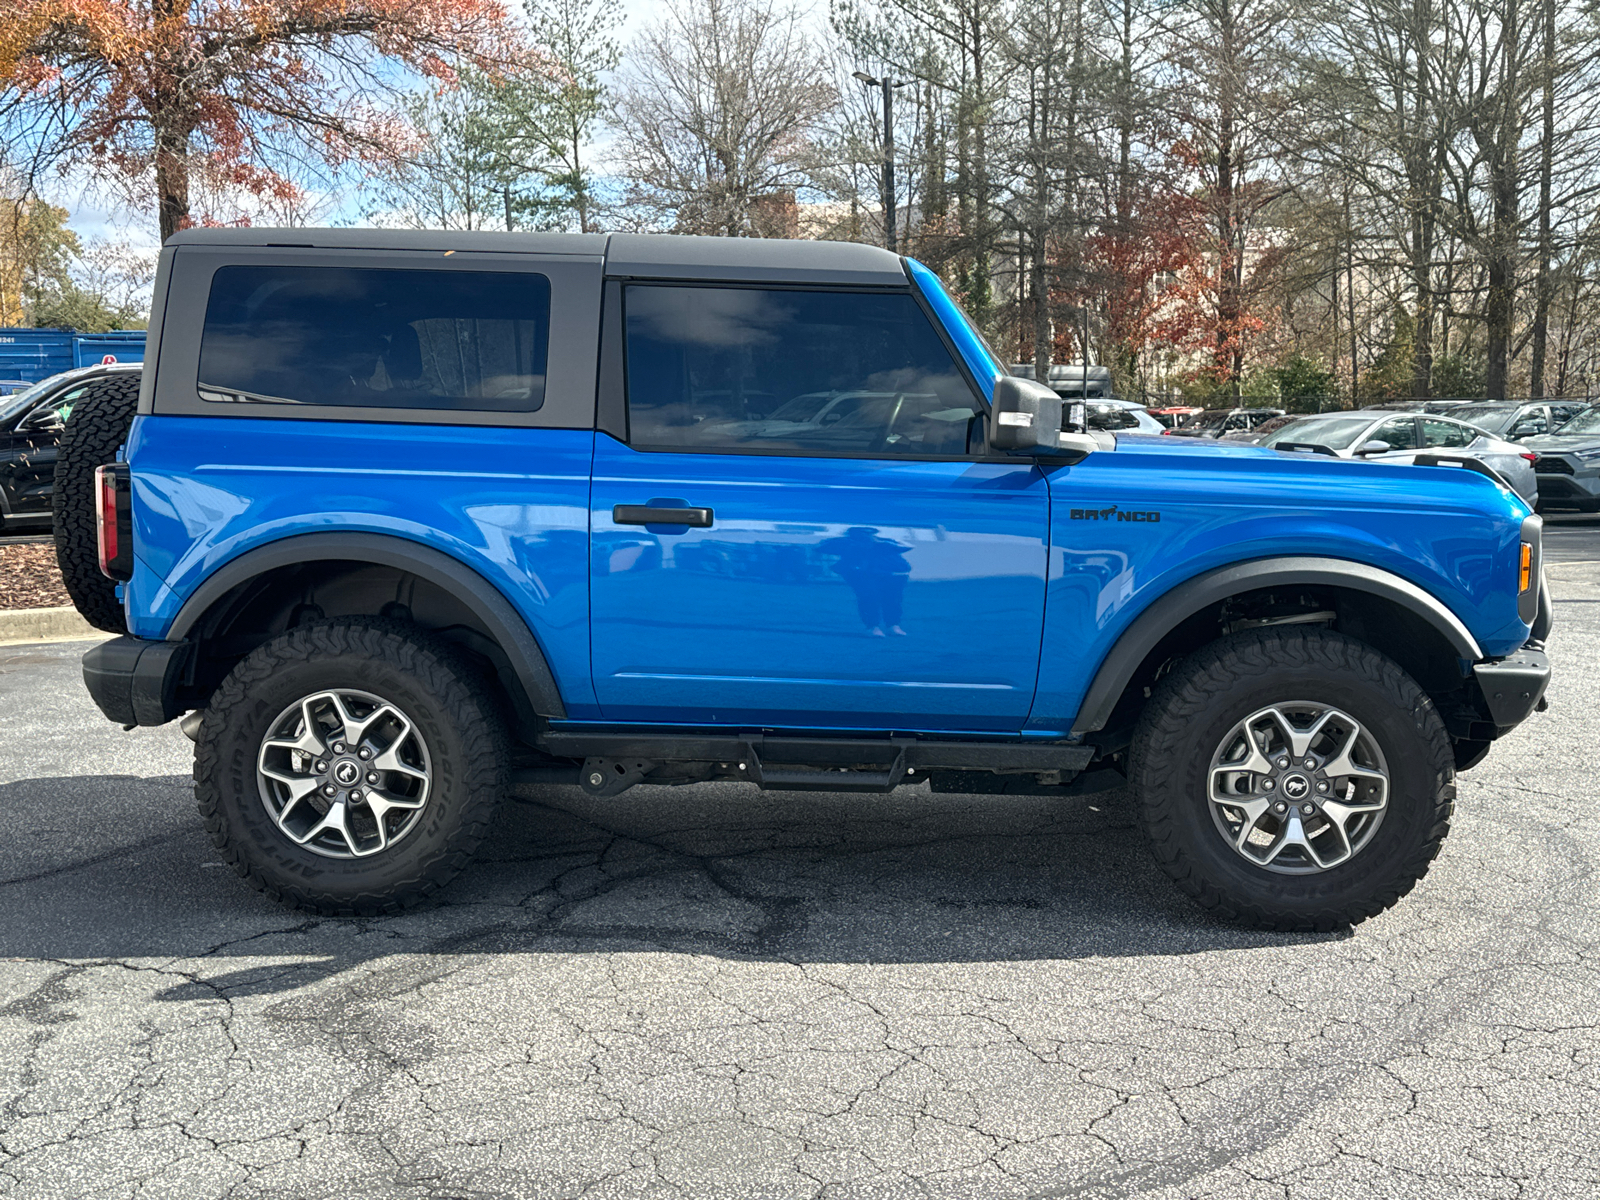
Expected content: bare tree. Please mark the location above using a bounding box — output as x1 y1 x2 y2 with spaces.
609 0 835 236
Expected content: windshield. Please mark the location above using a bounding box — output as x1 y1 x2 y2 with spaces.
1259 414 1378 451
1552 406 1600 435
0 377 58 424
1184 410 1232 429
1447 405 1515 434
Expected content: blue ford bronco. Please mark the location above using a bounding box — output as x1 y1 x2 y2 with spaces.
57 228 1551 930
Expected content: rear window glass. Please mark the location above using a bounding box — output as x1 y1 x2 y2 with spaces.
1260 415 1379 450
198 265 551 412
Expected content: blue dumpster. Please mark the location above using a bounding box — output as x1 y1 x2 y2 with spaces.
0 329 146 384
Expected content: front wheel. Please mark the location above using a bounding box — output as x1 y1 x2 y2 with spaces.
1130 628 1455 931
195 620 507 915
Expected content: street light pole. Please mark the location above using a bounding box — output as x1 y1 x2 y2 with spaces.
880 78 896 253
853 71 905 253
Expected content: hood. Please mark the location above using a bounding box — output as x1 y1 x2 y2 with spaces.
1112 431 1277 459
1523 432 1600 454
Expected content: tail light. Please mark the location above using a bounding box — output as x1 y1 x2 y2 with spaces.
1521 453 1538 463
95 463 134 581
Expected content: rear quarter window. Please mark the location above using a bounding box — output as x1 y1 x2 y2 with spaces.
198 265 551 412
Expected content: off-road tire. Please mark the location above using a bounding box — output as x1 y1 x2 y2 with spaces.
1130 627 1455 931
195 619 508 915
51 373 140 633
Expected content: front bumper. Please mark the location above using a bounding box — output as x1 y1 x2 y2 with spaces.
1471 647 1551 730
1532 455 1600 505
83 636 189 726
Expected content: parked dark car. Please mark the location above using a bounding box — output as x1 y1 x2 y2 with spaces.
1167 406 1286 438
1444 401 1588 442
0 363 142 530
1220 414 1302 444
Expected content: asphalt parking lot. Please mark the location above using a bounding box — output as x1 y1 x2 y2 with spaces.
1 554 1596 1199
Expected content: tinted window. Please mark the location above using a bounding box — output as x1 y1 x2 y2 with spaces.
624 285 979 455
1421 417 1474 448
199 265 551 412
1374 417 1419 451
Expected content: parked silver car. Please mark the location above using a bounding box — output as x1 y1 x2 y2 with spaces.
1258 409 1538 503
1522 405 1600 511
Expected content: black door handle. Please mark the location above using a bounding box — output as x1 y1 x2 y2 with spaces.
613 505 714 527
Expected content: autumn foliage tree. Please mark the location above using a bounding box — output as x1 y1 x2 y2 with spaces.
1 0 534 240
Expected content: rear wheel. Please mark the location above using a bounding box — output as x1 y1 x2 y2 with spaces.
51 373 139 633
195 620 507 915
1130 627 1454 930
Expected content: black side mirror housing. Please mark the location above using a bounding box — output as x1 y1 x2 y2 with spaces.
18 406 64 434
990 376 1063 453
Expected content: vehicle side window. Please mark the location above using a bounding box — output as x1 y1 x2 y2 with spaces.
198 265 551 412
623 285 980 456
1421 418 1474 448
1508 409 1548 438
1551 403 1584 426
1087 404 1140 431
1375 416 1419 450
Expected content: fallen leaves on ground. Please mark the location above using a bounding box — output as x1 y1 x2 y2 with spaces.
0 543 72 610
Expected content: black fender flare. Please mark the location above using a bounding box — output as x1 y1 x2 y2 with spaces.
1069 556 1483 734
167 531 567 718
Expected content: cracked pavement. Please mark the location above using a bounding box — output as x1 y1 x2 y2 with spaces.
1 562 1597 1199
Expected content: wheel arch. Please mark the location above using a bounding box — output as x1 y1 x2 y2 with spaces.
167 532 566 733
1070 557 1482 736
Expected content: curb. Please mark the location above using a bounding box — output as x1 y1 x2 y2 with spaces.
0 606 108 647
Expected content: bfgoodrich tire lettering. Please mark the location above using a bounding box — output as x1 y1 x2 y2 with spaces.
195 619 507 915
1130 627 1455 931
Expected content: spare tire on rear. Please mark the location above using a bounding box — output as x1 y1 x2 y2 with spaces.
52 372 140 634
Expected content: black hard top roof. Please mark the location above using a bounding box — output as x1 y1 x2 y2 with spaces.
165 228 909 286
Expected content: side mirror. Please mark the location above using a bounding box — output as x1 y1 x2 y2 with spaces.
18 406 64 433
990 376 1063 453
1356 440 1392 456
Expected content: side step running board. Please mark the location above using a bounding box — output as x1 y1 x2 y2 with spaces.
534 731 1096 796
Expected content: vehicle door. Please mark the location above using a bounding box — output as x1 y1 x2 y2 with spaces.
1507 407 1550 441
588 281 1051 732
1364 415 1420 456
1 384 78 516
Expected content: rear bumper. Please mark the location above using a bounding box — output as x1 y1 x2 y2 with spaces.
82 636 189 726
